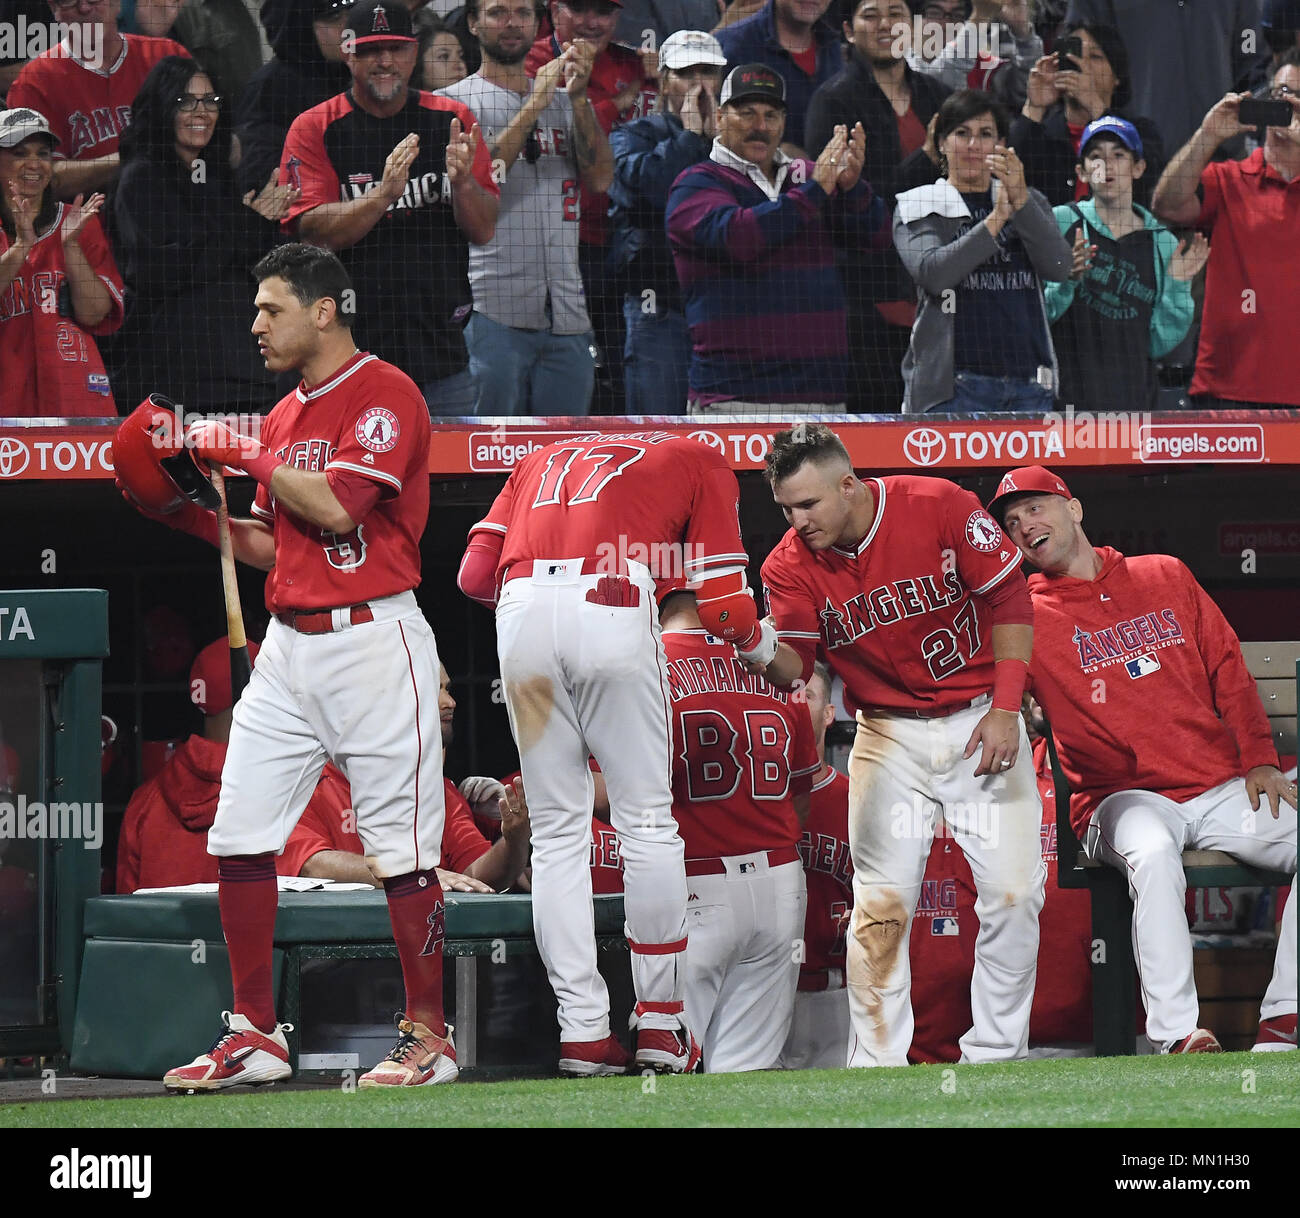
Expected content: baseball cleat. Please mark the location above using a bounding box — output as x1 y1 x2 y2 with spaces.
1165 1028 1222 1055
359 1016 458 1087
1251 1013 1297 1052
162 1011 293 1092
635 1026 702 1074
559 1034 631 1077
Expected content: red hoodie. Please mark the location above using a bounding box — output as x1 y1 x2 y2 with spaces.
1026 546 1277 840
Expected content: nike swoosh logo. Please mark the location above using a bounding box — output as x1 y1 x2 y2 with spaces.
223 1045 259 1068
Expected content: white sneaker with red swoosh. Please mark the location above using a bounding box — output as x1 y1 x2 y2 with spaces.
163 1012 293 1092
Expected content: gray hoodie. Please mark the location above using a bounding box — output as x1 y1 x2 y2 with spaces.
893 177 1072 413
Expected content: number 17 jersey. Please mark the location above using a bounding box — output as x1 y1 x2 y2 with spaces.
761 476 1023 714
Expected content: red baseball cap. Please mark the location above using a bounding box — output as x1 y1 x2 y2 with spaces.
988 466 1073 524
190 637 260 715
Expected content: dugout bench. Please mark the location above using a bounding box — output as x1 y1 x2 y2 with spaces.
71 890 631 1079
1048 649 1299 1055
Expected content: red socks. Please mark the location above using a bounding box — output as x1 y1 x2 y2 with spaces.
217 854 278 1034
383 870 447 1036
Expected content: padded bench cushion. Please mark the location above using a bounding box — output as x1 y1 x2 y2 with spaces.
85 891 627 943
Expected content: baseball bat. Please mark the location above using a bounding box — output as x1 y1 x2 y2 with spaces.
210 469 252 702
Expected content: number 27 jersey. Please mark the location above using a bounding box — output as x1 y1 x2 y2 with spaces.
761 476 1023 714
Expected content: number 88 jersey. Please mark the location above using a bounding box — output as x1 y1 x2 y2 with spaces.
761 476 1025 715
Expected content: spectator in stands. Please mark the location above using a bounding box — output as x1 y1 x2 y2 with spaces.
608 29 726 414
0 107 124 415
110 57 297 414
715 0 842 155
1064 0 1269 157
613 0 725 50
893 89 1071 412
234 0 355 198
6 0 187 197
133 0 268 101
912 0 1042 107
666 64 884 411
419 12 470 89
1152 52 1300 410
911 0 970 67
1045 116 1205 415
527 0 657 413
443 0 611 414
992 465 1298 1055
806 0 950 411
279 666 532 891
1011 22 1164 209
280 0 499 412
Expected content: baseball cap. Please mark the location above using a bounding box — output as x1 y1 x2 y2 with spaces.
988 466 1073 524
1078 115 1143 160
0 108 60 149
190 638 261 716
344 0 416 47
719 63 787 109
659 30 727 73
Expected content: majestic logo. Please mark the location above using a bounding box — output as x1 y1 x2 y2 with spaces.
903 427 946 466
0 438 31 477
964 509 1003 553
356 407 399 453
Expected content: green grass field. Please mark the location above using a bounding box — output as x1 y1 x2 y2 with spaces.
4 1052 1298 1128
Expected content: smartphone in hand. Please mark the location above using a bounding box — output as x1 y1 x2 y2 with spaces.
1055 36 1083 72
1237 97 1294 129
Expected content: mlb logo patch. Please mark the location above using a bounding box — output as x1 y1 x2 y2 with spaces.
931 917 959 936
1125 654 1161 679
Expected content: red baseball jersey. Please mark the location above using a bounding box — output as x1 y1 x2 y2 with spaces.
796 766 853 974
470 431 749 597
278 772 490 877
664 627 819 858
0 211 122 416
251 351 430 612
7 35 188 160
1025 546 1278 839
762 476 1024 714
590 815 624 893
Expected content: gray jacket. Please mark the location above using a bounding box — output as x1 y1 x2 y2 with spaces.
893 178 1072 413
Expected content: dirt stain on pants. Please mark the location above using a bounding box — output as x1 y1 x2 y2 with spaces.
847 888 908 1047
505 676 554 753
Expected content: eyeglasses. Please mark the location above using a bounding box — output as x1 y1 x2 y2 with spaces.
523 126 541 164
175 94 222 113
1269 85 1299 100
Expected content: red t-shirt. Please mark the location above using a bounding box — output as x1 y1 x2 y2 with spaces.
277 772 491 876
1191 148 1300 405
1026 547 1278 839
664 627 819 858
789 45 818 77
7 34 188 160
251 351 430 612
795 767 852 974
470 431 749 598
0 210 122 416
762 476 1024 713
895 107 926 159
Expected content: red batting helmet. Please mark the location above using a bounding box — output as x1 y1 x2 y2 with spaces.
113 395 189 514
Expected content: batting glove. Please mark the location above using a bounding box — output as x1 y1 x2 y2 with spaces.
735 618 777 668
185 419 284 489
459 775 507 819
115 477 219 547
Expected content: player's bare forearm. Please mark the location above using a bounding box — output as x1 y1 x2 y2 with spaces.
61 236 112 327
53 156 119 199
991 622 1033 664
466 834 531 892
1153 128 1218 225
571 95 614 193
0 240 32 294
761 640 807 689
295 194 392 251
229 518 276 570
266 466 356 535
301 849 380 886
451 177 498 245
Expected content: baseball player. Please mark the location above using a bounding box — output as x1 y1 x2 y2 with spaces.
120 242 454 1090
991 465 1298 1053
750 424 1045 1067
660 587 818 1072
778 661 854 1071
458 429 771 1075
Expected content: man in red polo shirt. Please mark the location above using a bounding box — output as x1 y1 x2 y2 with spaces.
1153 50 1300 409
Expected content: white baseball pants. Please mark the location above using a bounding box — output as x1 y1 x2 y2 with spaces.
779 979 850 1071
208 592 446 878
683 854 805 1072
1085 778 1297 1050
495 560 688 1041
845 700 1046 1067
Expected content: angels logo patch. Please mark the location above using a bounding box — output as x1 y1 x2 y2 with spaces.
965 509 1003 553
356 407 399 453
